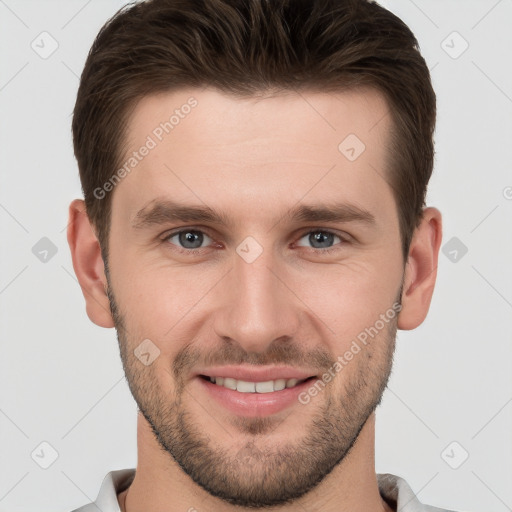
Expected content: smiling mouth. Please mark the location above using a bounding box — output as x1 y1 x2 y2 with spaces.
199 375 317 393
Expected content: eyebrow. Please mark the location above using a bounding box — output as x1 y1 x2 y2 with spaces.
131 199 376 230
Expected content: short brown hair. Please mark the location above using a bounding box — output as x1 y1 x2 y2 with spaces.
72 0 436 263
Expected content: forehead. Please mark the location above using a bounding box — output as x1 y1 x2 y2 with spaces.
124 86 390 153
114 86 395 226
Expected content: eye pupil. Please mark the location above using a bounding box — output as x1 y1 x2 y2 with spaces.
180 230 203 249
310 231 334 249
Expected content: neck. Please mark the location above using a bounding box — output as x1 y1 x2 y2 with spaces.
118 412 393 512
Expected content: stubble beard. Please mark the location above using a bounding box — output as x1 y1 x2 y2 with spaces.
106 276 398 508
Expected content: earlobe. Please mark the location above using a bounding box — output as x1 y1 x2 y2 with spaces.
397 207 443 331
67 199 115 328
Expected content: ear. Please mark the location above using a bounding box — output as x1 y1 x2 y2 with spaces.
66 199 115 328
397 207 443 330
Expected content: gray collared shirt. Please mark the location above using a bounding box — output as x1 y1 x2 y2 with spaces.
71 469 459 512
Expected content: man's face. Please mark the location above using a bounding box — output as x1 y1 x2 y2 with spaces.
106 87 404 507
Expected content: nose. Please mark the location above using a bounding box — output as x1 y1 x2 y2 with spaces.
212 242 302 354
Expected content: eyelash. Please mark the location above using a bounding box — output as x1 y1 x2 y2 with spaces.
160 227 350 256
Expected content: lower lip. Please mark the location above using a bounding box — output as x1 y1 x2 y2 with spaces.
196 376 316 417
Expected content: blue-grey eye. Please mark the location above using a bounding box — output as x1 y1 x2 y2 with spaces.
167 230 213 249
296 231 341 250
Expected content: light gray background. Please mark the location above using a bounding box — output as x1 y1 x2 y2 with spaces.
1 1 511 511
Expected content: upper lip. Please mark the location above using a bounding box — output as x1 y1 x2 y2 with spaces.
195 366 317 382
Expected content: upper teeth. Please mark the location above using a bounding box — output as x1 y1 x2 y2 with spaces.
208 376 306 393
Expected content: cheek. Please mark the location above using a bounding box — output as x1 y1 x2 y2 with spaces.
115 263 218 343
112 237 402 352
294 259 401 342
